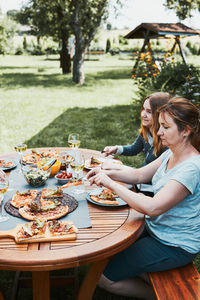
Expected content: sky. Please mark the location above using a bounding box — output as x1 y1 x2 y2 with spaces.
0 0 199 30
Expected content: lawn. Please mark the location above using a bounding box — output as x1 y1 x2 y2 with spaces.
0 54 137 155
0 53 199 300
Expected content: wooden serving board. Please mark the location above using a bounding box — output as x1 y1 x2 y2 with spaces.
0 222 77 244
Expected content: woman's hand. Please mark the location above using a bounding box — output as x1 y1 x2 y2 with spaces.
87 171 114 189
86 167 101 181
103 146 118 157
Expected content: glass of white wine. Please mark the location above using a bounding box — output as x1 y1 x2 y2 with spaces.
70 152 85 194
68 133 80 149
14 143 27 160
14 143 27 172
0 169 9 222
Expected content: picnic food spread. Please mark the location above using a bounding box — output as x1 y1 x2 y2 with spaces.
1 149 124 244
90 188 119 205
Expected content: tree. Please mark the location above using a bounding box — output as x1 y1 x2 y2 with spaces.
17 0 72 74
164 0 200 19
6 9 19 20
69 0 107 83
69 0 123 84
0 16 17 54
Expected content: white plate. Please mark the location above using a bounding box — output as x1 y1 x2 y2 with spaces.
0 159 17 171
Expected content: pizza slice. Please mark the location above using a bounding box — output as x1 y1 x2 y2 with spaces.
16 219 47 242
22 151 41 165
41 188 63 199
47 220 78 237
59 179 83 190
10 190 38 208
90 188 119 205
89 156 102 168
0 160 14 168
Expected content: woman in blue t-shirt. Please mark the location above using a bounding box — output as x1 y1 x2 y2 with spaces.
87 98 200 300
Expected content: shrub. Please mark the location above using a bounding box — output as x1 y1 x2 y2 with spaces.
132 62 200 119
15 47 23 55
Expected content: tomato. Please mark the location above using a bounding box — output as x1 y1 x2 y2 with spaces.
67 173 72 178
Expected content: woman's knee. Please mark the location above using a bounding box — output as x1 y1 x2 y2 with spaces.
98 274 115 291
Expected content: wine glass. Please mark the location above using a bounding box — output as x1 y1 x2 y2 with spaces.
70 152 85 194
14 143 27 173
68 133 80 149
0 169 9 222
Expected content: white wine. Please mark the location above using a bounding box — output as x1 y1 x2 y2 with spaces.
0 183 8 195
68 140 81 148
14 144 27 152
70 162 84 172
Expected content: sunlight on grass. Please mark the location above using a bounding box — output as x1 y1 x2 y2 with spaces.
0 54 137 154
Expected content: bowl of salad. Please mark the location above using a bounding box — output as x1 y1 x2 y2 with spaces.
21 165 51 187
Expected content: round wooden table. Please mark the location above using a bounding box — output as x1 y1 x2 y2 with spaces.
0 148 144 300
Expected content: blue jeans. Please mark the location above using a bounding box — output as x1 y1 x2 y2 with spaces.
103 228 196 282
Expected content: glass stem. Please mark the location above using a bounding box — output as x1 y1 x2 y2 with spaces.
0 195 3 217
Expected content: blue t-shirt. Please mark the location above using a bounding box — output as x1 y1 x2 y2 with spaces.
145 149 200 254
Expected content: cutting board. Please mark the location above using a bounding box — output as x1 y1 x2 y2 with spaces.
0 222 77 244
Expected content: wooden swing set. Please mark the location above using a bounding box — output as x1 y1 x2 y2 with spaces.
124 23 199 74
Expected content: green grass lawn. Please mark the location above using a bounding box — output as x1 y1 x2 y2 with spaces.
0 53 199 300
0 54 137 155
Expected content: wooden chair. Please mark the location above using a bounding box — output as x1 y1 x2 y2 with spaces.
148 263 200 300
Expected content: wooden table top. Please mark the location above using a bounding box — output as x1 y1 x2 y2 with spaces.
0 148 144 272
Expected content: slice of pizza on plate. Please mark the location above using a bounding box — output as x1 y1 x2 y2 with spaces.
90 188 119 205
0 160 15 168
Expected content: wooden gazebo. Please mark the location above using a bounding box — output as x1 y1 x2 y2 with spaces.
124 22 199 72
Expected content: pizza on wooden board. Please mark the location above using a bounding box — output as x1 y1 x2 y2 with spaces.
90 188 119 205
16 219 77 242
16 219 47 241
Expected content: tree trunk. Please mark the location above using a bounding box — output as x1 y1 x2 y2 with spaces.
72 50 85 84
60 30 71 74
72 29 86 84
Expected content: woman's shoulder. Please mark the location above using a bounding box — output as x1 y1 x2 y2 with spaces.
160 149 172 161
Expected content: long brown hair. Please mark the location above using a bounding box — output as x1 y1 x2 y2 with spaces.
157 97 200 151
139 92 171 155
